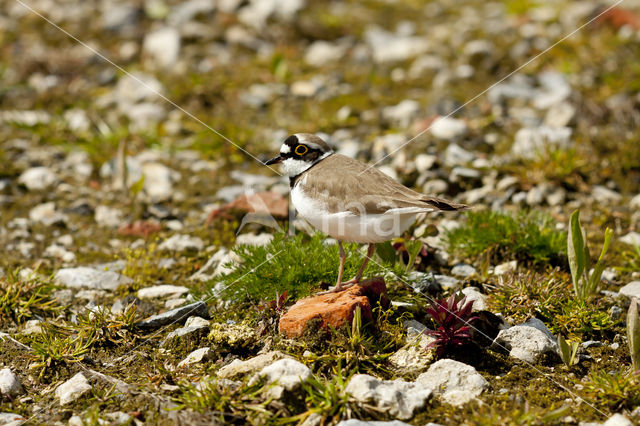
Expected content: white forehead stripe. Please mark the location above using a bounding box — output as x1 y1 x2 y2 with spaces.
280 144 291 154
294 133 329 151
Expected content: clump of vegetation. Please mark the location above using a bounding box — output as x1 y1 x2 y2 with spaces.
214 231 406 303
583 369 640 411
29 325 93 379
567 210 613 302
0 270 61 325
445 210 566 266
424 293 478 357
557 335 580 367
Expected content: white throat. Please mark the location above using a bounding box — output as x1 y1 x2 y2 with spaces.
281 151 332 178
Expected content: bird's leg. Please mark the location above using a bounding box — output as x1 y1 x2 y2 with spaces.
344 243 376 285
334 240 346 291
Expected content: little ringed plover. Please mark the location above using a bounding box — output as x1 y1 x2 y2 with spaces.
266 133 468 292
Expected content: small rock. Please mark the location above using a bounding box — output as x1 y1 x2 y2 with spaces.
416 359 488 406
620 232 640 247
526 184 548 206
95 205 124 228
56 373 92 405
619 281 640 299
592 185 622 204
0 413 26 424
388 335 435 374
159 234 204 252
209 322 256 349
143 27 181 68
279 278 389 338
217 351 290 379
18 166 57 191
494 261 517 275
493 322 558 363
43 244 76 263
451 263 477 278
603 413 633 426
29 202 68 227
582 340 603 349
177 347 213 368
249 359 311 399
142 162 179 202
460 287 488 311
137 285 189 299
337 421 411 426
304 40 348 67
136 301 209 329
630 193 640 210
104 412 133 425
0 368 23 397
235 233 274 247
444 143 475 167
512 126 572 159
345 374 432 420
430 117 468 140
422 179 449 195
414 154 437 173
190 248 239 281
55 267 132 291
382 100 421 128
22 319 43 334
364 26 429 63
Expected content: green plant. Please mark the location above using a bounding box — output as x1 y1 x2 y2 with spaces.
376 239 424 273
424 293 478 357
554 298 618 337
29 325 94 378
628 297 640 372
215 231 406 303
568 210 613 302
0 270 61 325
445 210 566 266
557 335 580 367
583 369 640 410
74 304 139 346
619 244 640 273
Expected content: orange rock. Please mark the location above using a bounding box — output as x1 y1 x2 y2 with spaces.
207 191 289 225
278 277 390 338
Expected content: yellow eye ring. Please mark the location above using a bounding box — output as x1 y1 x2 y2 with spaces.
295 145 308 156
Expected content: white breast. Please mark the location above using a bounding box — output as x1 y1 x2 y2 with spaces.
291 179 426 243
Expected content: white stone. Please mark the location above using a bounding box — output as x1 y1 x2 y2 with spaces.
494 260 517 275
430 117 468 140
159 234 204 252
493 323 558 363
29 202 68 226
512 126 572 159
104 411 133 425
0 368 23 397
365 27 430 63
451 263 477 278
414 154 437 173
620 232 640 247
143 27 181 68
0 413 26 424
55 267 133 291
603 413 633 426
249 359 311 399
218 351 290 379
630 193 640 210
177 347 212 368
43 244 76 263
382 100 421 128
304 40 348 67
415 359 488 406
137 285 189 299
592 185 622 203
444 143 475 167
190 248 240 281
235 233 273 247
141 162 179 202
95 205 123 228
619 281 640 299
345 374 432 420
18 166 57 191
56 373 92 405
461 287 488 311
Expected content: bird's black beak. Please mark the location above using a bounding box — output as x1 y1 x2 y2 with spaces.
265 154 283 166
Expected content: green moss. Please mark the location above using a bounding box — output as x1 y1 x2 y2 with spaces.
445 210 567 267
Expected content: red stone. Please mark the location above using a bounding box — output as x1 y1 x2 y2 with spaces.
206 191 289 224
278 278 390 338
117 220 162 237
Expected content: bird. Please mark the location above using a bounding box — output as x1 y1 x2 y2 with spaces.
265 133 468 293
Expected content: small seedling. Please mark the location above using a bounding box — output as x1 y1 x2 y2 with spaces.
424 293 478 357
376 239 424 272
557 335 580 366
627 297 640 372
567 210 613 302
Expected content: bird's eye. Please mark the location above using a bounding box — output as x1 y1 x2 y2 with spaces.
294 145 308 156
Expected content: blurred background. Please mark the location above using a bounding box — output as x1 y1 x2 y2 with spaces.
1 0 639 263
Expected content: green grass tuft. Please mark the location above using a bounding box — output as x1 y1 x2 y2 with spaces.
445 210 566 266
212 231 405 304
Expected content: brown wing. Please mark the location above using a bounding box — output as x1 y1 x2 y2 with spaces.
297 154 468 215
